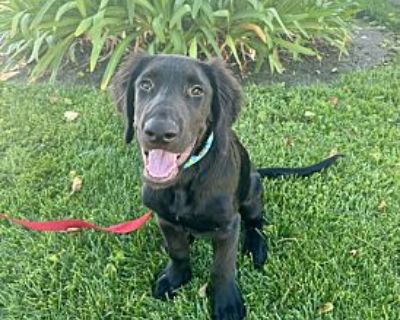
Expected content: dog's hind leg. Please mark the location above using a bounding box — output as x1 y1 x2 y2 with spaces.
239 171 268 269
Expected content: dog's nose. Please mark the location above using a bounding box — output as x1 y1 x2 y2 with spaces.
143 118 179 144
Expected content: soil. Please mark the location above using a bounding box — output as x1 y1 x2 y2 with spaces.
244 23 399 86
1 21 399 88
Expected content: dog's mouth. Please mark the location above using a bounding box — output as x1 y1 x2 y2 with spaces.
142 143 194 184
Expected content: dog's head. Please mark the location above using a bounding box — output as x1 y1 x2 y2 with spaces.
110 50 242 188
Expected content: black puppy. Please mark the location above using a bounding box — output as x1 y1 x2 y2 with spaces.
110 51 341 320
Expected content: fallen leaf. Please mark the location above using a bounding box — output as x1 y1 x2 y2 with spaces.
198 283 208 298
317 302 334 315
284 137 294 147
329 96 339 107
304 111 316 119
378 200 387 212
47 254 59 263
0 70 19 81
64 111 79 122
350 249 358 257
329 148 339 157
71 176 83 193
69 170 77 178
48 96 60 104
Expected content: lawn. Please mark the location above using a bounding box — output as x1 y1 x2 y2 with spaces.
1 66 399 319
361 0 400 31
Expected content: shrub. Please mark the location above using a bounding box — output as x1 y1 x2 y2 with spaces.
0 0 361 89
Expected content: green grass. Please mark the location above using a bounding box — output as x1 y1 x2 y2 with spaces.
1 66 400 319
360 0 400 31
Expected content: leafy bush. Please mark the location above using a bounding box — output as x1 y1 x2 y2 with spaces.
0 0 361 89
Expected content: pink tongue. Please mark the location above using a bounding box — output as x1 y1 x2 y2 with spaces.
147 149 178 178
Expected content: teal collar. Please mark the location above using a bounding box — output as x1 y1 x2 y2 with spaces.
183 132 214 169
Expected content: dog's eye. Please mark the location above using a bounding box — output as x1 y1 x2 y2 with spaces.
189 85 204 97
139 79 153 91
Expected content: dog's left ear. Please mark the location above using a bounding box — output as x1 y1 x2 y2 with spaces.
109 49 152 143
207 59 242 130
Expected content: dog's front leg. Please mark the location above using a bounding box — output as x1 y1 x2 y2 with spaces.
210 214 246 320
152 218 192 299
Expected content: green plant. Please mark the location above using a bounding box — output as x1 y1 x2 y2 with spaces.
0 0 361 89
358 0 400 31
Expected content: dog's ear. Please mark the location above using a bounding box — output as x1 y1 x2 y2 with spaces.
207 59 242 131
109 49 152 143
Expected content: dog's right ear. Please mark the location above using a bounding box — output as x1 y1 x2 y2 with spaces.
109 49 152 143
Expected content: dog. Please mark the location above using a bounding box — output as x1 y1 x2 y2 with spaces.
110 51 342 320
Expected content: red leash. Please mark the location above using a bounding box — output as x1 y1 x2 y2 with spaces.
0 211 152 234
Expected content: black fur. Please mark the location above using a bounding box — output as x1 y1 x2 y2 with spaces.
110 51 342 320
258 154 344 179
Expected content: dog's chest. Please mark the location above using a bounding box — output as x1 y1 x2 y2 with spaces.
142 185 232 233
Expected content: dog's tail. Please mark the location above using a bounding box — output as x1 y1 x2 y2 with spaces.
257 154 343 179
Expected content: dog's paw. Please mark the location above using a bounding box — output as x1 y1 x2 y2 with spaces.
210 281 246 320
152 263 192 300
211 281 246 320
242 228 268 269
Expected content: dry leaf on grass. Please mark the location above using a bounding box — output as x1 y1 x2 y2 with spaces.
284 137 295 147
329 96 339 107
350 249 358 257
64 111 79 122
0 70 20 82
71 176 83 193
198 283 208 298
329 148 339 157
304 111 316 119
48 96 60 104
69 170 77 178
378 200 387 212
317 302 334 315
